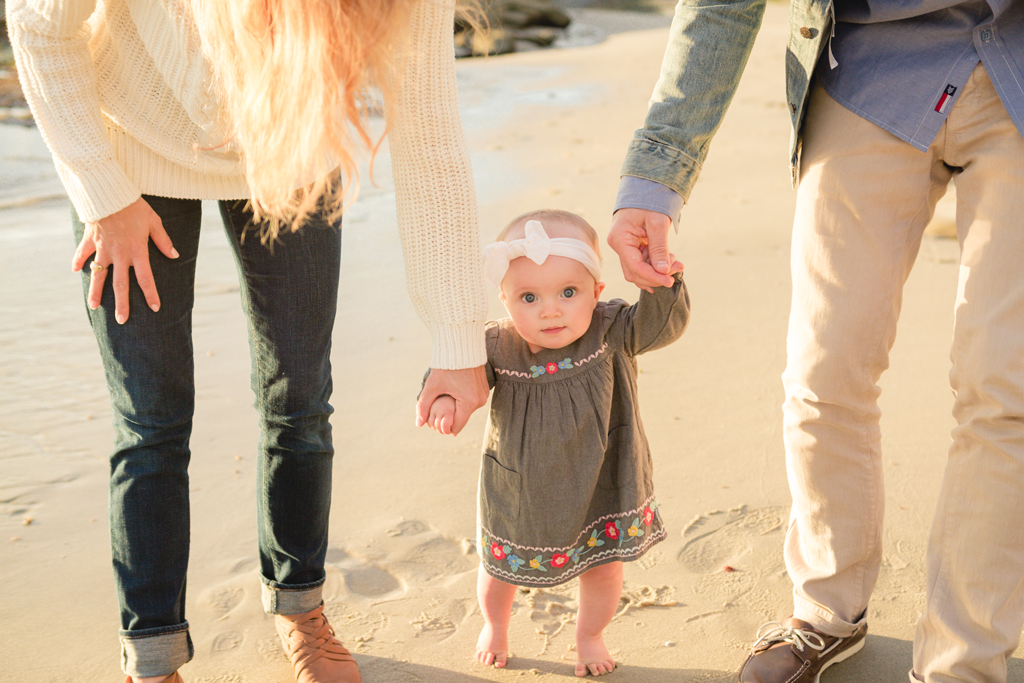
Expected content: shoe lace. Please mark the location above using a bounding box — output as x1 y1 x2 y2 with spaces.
751 621 826 654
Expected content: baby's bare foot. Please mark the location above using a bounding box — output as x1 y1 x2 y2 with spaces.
476 622 509 668
575 633 615 676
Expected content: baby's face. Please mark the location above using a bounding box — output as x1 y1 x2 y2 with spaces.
500 254 604 354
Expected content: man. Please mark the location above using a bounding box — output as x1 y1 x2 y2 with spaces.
608 2 1024 682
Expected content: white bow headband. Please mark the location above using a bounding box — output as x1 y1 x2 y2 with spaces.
483 220 602 290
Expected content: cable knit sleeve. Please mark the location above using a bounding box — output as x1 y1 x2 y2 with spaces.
385 0 488 370
7 0 141 221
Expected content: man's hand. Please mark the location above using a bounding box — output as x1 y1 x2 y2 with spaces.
607 208 683 292
415 365 488 436
72 197 178 324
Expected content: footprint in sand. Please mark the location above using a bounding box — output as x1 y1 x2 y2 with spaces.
327 547 403 598
200 585 245 616
212 631 244 652
677 506 788 575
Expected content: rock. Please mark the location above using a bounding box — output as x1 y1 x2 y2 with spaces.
455 0 572 57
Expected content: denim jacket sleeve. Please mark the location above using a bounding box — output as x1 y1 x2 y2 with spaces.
620 0 832 200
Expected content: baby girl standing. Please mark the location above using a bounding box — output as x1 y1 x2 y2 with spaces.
424 209 689 676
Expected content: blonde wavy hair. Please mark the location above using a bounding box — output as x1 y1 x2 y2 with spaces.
192 0 418 238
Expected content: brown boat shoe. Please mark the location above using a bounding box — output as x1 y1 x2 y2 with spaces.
737 617 867 683
276 603 362 683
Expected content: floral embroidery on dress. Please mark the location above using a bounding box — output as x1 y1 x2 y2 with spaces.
480 499 663 580
529 358 573 378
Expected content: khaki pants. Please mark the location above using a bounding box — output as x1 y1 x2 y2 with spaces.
784 64 1024 683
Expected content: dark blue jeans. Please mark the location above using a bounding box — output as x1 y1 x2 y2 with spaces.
73 196 341 678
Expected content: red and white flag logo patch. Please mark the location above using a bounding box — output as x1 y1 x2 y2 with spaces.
935 84 958 114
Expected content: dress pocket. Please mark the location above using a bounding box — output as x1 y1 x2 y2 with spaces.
481 451 521 528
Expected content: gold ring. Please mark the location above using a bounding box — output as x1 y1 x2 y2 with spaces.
89 261 105 272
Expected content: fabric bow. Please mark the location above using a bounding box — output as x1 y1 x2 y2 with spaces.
483 220 601 289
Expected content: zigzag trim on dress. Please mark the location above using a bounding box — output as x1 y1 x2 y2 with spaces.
483 494 658 553
492 342 609 379
483 527 667 585
494 367 533 378
574 342 608 367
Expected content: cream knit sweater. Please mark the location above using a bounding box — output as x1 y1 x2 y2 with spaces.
7 0 487 369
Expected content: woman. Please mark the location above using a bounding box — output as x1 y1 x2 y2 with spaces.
7 1 488 681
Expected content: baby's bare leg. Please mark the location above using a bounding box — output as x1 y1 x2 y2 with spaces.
575 561 622 677
477 565 516 668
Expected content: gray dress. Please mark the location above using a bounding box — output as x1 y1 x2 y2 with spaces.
479 273 689 587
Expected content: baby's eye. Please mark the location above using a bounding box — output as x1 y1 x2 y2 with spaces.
562 288 577 298
522 293 537 304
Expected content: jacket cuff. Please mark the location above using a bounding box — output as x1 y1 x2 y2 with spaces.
428 320 487 370
55 157 141 222
620 138 702 203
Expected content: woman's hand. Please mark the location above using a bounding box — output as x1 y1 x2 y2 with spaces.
72 197 178 323
415 366 488 436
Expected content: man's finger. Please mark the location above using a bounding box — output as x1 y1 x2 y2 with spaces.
646 225 672 275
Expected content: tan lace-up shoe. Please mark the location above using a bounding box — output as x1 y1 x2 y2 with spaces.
737 617 866 683
123 674 184 683
276 603 361 683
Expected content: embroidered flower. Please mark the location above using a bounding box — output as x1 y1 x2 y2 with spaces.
605 521 620 540
530 365 546 378
558 358 573 370
551 553 569 568
627 519 642 538
569 547 583 563
587 529 604 547
546 362 558 374
530 555 547 571
508 554 525 572
490 542 506 561
644 507 655 525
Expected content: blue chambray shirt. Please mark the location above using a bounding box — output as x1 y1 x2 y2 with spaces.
820 0 1024 152
617 0 1024 225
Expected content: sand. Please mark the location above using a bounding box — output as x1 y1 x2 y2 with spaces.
2 4 1015 682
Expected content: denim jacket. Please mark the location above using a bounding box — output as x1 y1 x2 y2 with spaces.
620 0 833 200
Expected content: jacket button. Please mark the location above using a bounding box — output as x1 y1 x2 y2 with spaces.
799 26 813 38
790 103 797 113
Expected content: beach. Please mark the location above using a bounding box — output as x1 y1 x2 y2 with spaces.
0 3 1009 681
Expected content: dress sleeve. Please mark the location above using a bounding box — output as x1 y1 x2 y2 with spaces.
7 0 142 221
385 0 488 370
618 273 690 356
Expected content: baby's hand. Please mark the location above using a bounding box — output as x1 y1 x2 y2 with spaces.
426 394 458 436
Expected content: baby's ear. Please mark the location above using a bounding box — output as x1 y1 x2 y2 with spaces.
594 281 605 299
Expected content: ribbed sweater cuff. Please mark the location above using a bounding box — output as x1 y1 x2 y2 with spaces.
57 158 141 222
428 321 487 370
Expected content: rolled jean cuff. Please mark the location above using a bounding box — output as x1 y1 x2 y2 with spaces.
120 622 193 678
792 593 865 638
261 577 324 615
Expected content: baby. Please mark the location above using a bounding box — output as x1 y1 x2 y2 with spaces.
425 209 688 676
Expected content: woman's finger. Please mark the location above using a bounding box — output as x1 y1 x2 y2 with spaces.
111 256 132 324
87 260 108 309
72 234 98 272
132 247 161 313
